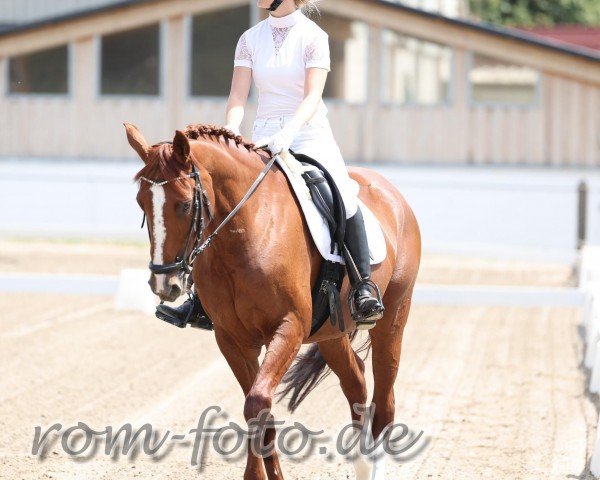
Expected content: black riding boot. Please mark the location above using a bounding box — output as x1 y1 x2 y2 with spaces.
155 293 213 331
344 207 384 329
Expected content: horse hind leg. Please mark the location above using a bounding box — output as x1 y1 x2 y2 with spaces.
317 336 373 480
318 336 368 422
368 287 415 480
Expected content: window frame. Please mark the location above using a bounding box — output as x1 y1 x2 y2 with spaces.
4 43 73 99
318 16 370 107
467 51 542 109
378 28 455 109
185 9 251 101
95 21 167 100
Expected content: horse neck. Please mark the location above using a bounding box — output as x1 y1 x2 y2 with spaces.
191 138 270 227
189 137 322 303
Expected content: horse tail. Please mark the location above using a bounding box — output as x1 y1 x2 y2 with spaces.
277 330 372 413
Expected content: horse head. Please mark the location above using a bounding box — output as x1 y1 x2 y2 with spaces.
125 123 202 302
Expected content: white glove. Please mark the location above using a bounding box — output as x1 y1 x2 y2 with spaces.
255 125 296 155
224 124 241 136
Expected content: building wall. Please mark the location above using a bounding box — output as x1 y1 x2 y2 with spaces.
0 0 598 165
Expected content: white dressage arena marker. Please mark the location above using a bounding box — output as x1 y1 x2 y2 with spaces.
579 247 600 478
114 269 157 315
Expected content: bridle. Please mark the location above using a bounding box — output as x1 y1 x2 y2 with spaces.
139 163 211 277
139 150 278 281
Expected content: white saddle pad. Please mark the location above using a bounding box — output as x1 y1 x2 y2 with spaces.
275 152 387 265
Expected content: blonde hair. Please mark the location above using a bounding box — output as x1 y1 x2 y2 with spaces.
295 0 320 15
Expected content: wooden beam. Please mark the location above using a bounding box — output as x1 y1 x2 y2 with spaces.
0 0 246 58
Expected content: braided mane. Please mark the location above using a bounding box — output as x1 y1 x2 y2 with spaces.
135 124 259 184
184 124 256 151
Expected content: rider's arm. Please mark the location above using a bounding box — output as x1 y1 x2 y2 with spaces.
286 67 328 132
258 68 327 153
225 66 252 134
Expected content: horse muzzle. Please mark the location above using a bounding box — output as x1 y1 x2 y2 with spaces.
149 271 185 302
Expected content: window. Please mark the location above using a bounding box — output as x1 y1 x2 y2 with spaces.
381 30 452 105
8 45 69 94
314 14 368 103
191 6 250 96
100 24 160 96
469 54 539 105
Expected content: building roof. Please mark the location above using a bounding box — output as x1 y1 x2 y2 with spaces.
372 0 600 63
0 0 152 38
519 26 600 52
0 0 598 64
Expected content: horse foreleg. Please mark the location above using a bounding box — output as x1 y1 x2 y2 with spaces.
244 316 305 480
214 329 265 480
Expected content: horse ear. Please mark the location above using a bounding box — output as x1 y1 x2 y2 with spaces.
173 130 191 162
124 123 149 163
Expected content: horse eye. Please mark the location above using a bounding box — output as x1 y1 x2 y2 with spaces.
178 201 193 216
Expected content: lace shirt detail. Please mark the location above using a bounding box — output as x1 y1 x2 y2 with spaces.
304 35 328 66
271 26 293 55
234 33 252 67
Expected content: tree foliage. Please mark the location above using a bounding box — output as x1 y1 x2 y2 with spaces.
469 0 600 26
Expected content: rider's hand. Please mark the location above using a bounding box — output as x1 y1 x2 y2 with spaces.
255 126 296 155
224 124 241 136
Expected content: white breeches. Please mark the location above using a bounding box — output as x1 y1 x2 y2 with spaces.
252 114 359 218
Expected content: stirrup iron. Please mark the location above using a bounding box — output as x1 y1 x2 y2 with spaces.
349 279 384 330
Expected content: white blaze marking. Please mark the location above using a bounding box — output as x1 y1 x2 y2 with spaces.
150 185 167 290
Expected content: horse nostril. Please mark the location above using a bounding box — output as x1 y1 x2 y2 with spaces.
170 284 182 299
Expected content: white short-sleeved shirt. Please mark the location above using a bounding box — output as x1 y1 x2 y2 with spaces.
234 9 330 120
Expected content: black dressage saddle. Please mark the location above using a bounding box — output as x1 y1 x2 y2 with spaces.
289 151 348 336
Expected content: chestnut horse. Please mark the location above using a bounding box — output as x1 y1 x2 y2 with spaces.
125 123 421 480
